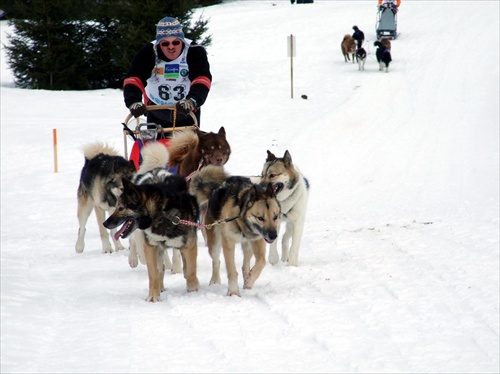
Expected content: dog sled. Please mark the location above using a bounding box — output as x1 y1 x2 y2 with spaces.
376 3 398 40
121 104 198 171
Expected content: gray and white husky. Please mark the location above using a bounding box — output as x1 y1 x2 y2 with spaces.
259 150 310 266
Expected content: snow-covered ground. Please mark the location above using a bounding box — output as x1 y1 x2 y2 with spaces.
1 1 499 372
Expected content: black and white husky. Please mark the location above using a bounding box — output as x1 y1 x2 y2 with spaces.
355 47 367 71
259 150 310 266
128 142 182 274
103 142 199 302
374 41 392 72
75 142 136 254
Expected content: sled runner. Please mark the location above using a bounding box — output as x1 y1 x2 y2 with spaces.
376 3 398 40
121 104 198 170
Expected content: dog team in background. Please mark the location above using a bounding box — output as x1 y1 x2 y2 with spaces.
75 130 310 302
342 25 393 72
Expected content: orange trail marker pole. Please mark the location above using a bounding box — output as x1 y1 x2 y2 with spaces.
53 129 58 173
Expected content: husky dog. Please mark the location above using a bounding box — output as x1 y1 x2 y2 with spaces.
355 47 367 71
341 34 356 63
260 150 310 266
75 142 136 254
103 164 200 302
128 142 182 274
190 166 281 296
167 127 231 178
374 41 392 72
168 126 231 247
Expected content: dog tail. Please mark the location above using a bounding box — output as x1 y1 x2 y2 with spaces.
189 165 229 205
167 129 199 168
137 142 170 174
82 141 118 161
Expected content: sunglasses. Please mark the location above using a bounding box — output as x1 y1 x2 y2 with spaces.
160 40 181 47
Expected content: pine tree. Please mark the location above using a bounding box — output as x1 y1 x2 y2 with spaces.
5 0 95 89
4 0 219 90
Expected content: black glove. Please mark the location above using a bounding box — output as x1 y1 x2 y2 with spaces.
175 98 197 115
129 102 147 118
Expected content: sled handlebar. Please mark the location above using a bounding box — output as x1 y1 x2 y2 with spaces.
121 104 198 158
123 104 198 126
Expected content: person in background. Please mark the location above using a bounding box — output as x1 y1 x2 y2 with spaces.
378 0 401 12
352 26 365 48
123 16 212 131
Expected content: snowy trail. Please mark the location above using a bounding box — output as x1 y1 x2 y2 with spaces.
1 1 499 373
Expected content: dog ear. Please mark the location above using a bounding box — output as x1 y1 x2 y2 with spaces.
218 126 226 137
122 178 133 190
128 160 137 172
246 185 258 208
283 150 293 166
122 178 140 195
264 182 276 198
266 150 276 162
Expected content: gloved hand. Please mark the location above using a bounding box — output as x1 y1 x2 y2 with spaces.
129 102 147 118
175 98 197 115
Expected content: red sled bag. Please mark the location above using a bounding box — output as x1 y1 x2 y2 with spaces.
121 105 198 174
126 124 178 173
128 132 171 170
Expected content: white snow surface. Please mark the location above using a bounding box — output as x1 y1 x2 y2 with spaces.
1 1 499 373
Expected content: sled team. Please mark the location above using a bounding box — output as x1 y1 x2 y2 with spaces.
342 0 400 72
75 16 310 302
76 139 310 302
74 1 401 301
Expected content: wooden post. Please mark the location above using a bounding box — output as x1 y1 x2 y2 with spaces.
290 34 294 99
53 128 58 173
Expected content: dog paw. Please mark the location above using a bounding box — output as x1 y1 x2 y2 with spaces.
227 289 241 297
171 265 182 274
287 258 299 267
146 294 161 302
268 251 279 265
186 278 200 292
75 243 84 253
243 281 253 290
102 246 114 254
129 256 139 268
209 276 221 285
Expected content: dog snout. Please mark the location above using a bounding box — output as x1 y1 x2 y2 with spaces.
264 229 278 244
103 216 115 229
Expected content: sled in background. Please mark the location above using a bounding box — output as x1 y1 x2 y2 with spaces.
121 104 197 171
376 2 398 40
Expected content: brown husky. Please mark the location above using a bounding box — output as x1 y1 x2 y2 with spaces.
341 34 356 63
167 127 231 178
190 166 281 296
